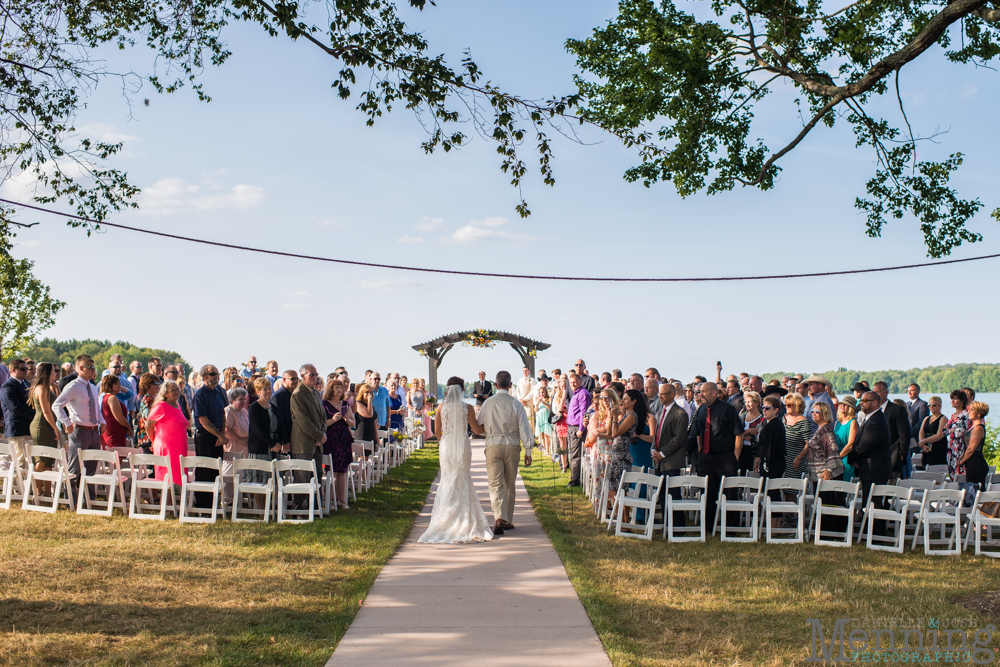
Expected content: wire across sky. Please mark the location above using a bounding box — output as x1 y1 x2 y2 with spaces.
3 197 997 283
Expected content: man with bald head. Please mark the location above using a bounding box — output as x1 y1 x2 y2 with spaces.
848 392 893 534
645 378 663 420
687 381 745 528
573 359 596 393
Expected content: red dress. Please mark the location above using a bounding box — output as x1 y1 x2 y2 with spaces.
149 401 189 484
101 394 128 450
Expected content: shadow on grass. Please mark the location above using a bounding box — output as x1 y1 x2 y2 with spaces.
522 455 1000 667
0 444 441 667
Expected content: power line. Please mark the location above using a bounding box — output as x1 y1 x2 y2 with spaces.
4 196 998 282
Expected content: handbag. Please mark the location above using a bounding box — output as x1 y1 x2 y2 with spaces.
549 411 561 425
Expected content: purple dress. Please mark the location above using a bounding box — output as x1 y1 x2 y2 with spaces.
323 399 354 473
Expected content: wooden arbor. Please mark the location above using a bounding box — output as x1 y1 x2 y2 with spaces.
413 330 551 396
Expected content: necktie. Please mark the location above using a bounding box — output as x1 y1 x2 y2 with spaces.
656 406 668 443
87 381 97 425
703 405 712 454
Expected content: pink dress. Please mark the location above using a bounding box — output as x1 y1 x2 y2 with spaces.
150 401 189 484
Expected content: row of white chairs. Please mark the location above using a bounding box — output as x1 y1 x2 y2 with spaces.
0 426 425 524
601 470 1000 556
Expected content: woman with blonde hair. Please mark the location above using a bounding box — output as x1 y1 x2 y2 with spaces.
592 388 620 507
835 396 859 481
323 378 356 508
782 392 812 478
551 378 569 470
534 386 553 456
962 401 990 491
794 402 843 482
739 391 764 474
188 370 202 390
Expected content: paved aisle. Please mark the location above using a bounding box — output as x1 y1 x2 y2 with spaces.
327 438 612 667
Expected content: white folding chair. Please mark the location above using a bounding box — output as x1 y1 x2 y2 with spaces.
22 445 76 513
353 441 374 491
763 478 807 543
713 476 764 543
0 440 26 509
231 458 275 522
606 466 646 529
911 488 964 555
178 456 224 523
320 453 338 515
910 453 923 470
127 453 177 520
221 451 245 509
911 471 946 485
613 472 664 540
664 475 708 542
964 490 1000 557
275 458 320 523
76 450 128 516
925 464 949 475
808 480 861 547
859 485 913 553
896 478 936 536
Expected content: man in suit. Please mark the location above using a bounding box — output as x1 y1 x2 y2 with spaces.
652 384 689 528
269 370 298 456
726 379 744 413
290 363 326 507
0 359 34 439
873 381 911 480
473 371 493 408
905 383 929 474
686 382 744 527
848 392 892 533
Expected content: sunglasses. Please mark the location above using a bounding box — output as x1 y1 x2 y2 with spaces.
762 405 775 410
203 372 219 377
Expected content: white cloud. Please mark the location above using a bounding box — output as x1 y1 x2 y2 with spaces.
139 178 266 215
451 217 536 244
397 234 424 244
76 123 143 158
281 303 310 309
959 83 979 99
415 216 444 231
357 277 420 292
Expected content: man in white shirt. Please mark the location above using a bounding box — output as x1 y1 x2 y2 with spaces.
672 381 694 421
514 366 537 434
51 354 106 491
477 370 533 534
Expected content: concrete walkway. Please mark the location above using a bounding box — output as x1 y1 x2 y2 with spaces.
327 438 612 667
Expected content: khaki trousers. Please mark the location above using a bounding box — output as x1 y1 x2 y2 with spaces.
522 399 535 434
485 444 520 523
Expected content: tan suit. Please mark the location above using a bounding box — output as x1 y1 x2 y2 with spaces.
290 384 325 456
477 390 533 523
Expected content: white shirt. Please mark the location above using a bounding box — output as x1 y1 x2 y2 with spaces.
515 376 536 403
674 396 694 421
477 390 533 450
52 377 106 428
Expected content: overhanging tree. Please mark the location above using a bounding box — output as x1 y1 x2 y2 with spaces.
567 0 1000 257
0 254 65 358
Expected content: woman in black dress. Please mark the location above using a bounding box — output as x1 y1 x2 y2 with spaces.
323 378 356 509
917 396 949 467
961 401 990 491
354 383 380 453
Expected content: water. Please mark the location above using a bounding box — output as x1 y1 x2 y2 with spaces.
885 393 1000 426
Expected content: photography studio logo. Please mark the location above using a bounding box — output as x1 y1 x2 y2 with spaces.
805 617 996 663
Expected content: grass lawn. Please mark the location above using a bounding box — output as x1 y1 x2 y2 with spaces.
522 456 1000 666
0 444 438 666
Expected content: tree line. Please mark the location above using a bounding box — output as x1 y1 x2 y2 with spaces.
20 338 188 373
762 364 1000 394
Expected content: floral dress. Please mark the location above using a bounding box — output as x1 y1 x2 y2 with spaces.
945 410 970 476
136 394 154 453
607 412 636 493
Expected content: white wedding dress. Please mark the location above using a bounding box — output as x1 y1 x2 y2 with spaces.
417 385 494 544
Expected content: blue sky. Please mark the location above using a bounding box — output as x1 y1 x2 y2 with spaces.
6 0 998 382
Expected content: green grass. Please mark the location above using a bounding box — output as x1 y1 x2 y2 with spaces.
0 444 439 666
522 456 1000 666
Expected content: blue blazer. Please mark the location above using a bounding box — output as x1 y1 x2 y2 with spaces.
0 378 35 438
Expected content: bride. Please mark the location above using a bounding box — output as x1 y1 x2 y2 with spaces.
418 376 494 543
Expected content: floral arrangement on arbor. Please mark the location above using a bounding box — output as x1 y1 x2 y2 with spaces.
463 329 497 349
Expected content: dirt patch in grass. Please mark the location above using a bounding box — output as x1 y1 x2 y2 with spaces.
522 457 1000 666
954 591 1000 623
0 445 438 666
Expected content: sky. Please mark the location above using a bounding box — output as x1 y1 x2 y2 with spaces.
5 0 999 383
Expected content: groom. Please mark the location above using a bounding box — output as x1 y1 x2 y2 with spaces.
477 370 533 536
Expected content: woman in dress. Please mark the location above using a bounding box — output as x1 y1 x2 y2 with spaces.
322 378 355 509
99 374 132 450
605 389 636 508
224 387 250 462
552 379 569 471
754 395 786 481
135 373 162 454
534 386 553 456
27 362 59 496
917 396 949 467
247 377 279 509
961 402 990 491
624 388 653 522
739 391 764 475
146 380 189 486
387 378 404 436
794 402 844 482
409 378 426 431
944 389 971 476
592 388 619 509
418 377 492 543
782 392 812 478
834 396 859 481
354 383 380 452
